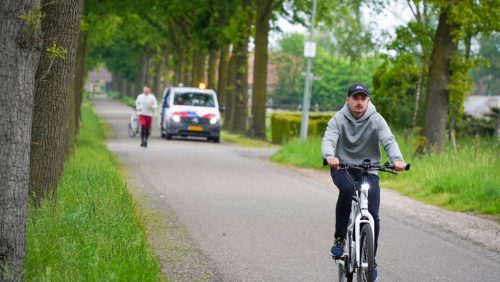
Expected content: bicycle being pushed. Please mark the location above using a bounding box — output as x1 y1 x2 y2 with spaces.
128 110 139 137
332 159 410 282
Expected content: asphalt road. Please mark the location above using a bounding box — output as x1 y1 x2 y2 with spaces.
93 95 500 282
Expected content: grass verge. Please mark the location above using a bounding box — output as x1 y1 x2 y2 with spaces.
221 130 276 148
270 136 324 168
25 102 163 281
271 133 500 219
380 133 500 218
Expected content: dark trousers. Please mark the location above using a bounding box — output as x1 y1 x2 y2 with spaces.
141 127 150 141
331 168 380 256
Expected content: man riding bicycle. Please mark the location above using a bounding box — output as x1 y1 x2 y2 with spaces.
322 83 407 281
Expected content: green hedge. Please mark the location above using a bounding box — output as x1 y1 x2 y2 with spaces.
271 112 332 144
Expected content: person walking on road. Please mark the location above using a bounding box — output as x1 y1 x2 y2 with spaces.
321 82 407 281
135 85 158 148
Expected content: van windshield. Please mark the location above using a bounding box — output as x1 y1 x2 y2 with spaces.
173 92 215 107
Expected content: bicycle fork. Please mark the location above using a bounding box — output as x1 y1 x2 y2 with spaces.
355 188 375 269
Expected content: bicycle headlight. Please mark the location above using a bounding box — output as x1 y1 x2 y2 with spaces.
361 183 370 191
209 117 218 125
172 114 181 122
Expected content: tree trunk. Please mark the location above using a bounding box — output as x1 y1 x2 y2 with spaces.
0 2 41 279
116 73 121 95
74 26 87 137
119 75 126 97
423 9 457 153
207 45 218 90
127 81 134 97
145 56 152 87
184 48 192 86
217 45 230 106
231 0 253 134
66 67 76 156
191 49 199 87
412 63 425 128
153 55 164 97
30 0 84 205
190 49 206 87
175 48 186 86
164 53 171 88
197 50 207 86
251 0 273 139
231 43 249 134
136 55 149 91
224 52 237 130
135 57 144 94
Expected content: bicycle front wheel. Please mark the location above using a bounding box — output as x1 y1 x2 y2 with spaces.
357 224 374 282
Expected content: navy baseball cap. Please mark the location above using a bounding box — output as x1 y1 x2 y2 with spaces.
347 83 370 97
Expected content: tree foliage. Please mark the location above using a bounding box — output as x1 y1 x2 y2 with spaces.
317 0 375 61
271 32 381 111
372 54 420 128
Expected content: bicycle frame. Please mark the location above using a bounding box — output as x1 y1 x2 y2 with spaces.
341 173 375 274
353 173 375 270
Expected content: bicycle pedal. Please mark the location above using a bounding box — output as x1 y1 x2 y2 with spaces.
331 254 346 261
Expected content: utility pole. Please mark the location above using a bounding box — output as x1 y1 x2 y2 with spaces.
300 0 318 142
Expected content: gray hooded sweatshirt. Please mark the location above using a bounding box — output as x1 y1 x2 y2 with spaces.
321 102 404 169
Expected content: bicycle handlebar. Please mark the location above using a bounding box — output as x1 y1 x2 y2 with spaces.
322 158 411 173
339 160 410 174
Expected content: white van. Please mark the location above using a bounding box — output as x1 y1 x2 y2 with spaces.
159 87 222 143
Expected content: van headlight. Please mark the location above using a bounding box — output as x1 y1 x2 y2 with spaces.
209 117 218 125
172 115 181 122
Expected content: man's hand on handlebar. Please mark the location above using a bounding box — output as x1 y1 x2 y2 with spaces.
393 160 407 171
326 156 340 169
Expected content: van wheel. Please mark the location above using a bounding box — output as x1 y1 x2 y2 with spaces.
166 134 172 140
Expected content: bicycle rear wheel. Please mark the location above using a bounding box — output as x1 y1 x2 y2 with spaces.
128 123 137 137
357 224 374 282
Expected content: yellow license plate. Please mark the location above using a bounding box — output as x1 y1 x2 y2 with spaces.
188 126 203 132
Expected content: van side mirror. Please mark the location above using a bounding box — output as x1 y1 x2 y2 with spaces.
219 106 225 112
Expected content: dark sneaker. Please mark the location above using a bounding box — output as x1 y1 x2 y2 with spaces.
372 262 378 281
330 237 345 257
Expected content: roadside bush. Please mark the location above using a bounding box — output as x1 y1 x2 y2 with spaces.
456 110 498 137
271 112 332 144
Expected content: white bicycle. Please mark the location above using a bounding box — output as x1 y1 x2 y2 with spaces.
334 159 410 282
128 110 139 137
